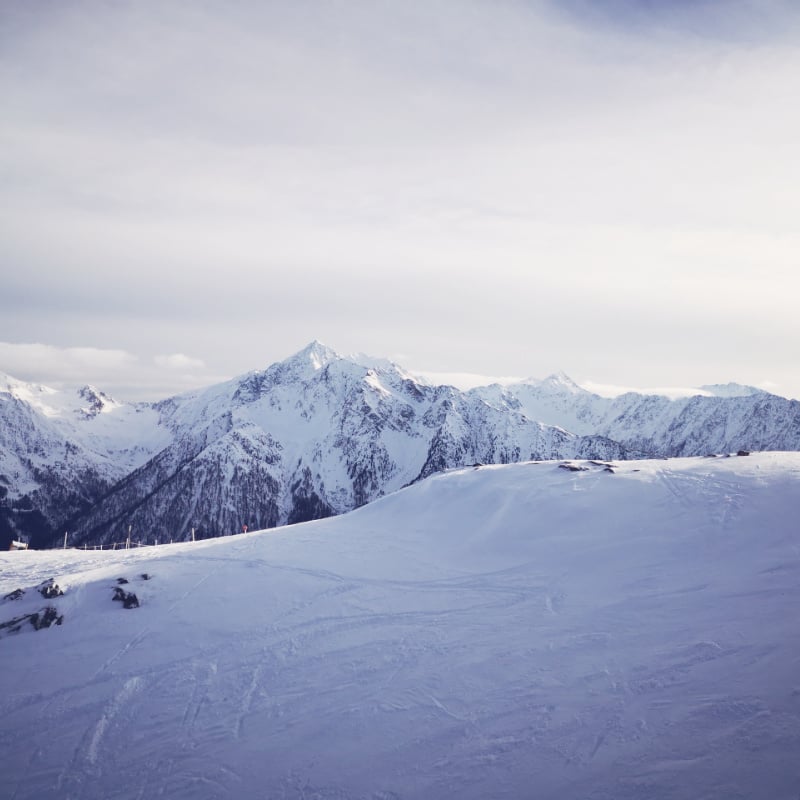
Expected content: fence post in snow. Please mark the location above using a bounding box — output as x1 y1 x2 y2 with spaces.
191 527 195 542
126 525 131 550
63 531 68 549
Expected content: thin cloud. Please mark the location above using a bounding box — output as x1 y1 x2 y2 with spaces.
154 353 206 371
0 343 137 383
0 342 218 401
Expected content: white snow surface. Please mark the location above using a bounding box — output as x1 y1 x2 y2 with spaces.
1 453 800 800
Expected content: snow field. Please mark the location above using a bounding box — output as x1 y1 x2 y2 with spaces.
1 453 799 799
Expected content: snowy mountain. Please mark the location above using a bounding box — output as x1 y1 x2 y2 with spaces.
1 342 798 549
0 373 169 548
2 453 799 799
471 374 800 457
59 342 626 548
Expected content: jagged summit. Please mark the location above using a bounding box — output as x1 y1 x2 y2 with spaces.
258 340 342 385
293 339 340 371
286 342 418 385
249 341 422 395
241 339 342 392
1 373 116 420
77 385 117 417
537 371 587 394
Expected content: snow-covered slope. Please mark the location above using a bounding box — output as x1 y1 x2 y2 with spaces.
1 453 799 799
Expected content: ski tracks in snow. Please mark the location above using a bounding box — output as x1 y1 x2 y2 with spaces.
86 676 143 765
91 568 214 682
657 467 746 530
53 674 147 795
49 559 228 797
180 659 218 732
235 664 262 740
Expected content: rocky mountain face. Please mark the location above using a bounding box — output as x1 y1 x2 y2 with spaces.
1 343 798 549
0 374 168 549
470 376 800 457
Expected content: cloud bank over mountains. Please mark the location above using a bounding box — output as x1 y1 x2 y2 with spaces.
2 1 799 398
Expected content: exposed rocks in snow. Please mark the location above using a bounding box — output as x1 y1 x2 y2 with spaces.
37 579 63 599
0 613 27 636
1 580 66 638
116 577 129 584
559 460 618 474
30 606 63 630
112 587 139 608
0 605 63 637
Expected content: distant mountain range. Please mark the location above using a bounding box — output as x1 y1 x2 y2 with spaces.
2 341 798 549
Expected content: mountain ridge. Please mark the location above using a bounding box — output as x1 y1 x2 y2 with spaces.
2 342 798 549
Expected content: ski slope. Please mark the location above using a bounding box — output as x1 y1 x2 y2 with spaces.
1 453 799 799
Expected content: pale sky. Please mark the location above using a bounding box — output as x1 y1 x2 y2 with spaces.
2 0 799 401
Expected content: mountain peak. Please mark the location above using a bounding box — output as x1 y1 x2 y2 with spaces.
256 341 343 387
77 384 116 417
539 371 586 394
294 340 340 370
